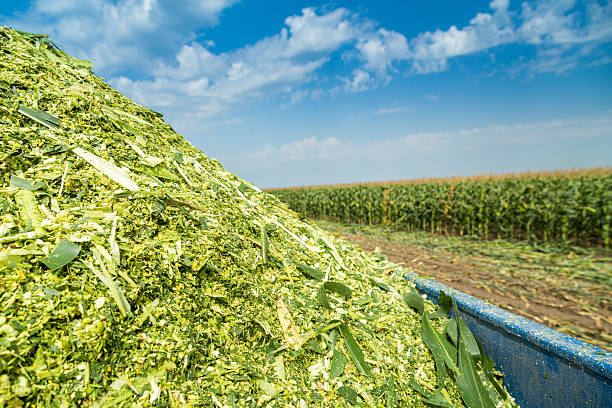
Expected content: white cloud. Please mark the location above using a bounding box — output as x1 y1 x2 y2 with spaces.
112 39 329 125
342 69 376 93
495 1 612 75
334 27 410 91
518 0 578 44
310 88 325 100
425 94 440 102
518 0 612 45
285 8 359 56
348 105 413 119
373 106 413 115
252 136 345 160
356 28 410 73
5 1 609 88
105 7 381 126
407 0 612 75
512 0 612 73
289 89 310 105
105 5 406 125
279 89 312 109
412 59 449 74
524 45 580 75
588 55 612 67
410 0 514 73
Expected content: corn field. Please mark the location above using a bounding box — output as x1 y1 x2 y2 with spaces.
271 174 612 247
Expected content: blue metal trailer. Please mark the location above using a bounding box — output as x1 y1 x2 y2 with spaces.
406 272 612 408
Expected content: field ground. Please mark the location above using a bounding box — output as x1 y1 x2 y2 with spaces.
315 220 612 351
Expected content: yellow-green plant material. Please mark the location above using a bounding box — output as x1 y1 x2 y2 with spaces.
0 28 517 407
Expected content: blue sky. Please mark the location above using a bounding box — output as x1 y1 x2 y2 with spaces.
2 1 611 187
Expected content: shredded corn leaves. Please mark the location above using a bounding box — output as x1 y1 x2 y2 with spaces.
0 28 517 407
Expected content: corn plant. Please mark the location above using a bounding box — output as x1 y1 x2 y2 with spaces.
272 174 612 247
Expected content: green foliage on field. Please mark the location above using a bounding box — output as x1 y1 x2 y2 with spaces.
272 175 612 247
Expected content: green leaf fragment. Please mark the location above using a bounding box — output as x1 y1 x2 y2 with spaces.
403 289 424 315
323 281 352 299
409 376 452 407
431 347 448 387
408 376 429 397
15 29 50 39
369 277 390 292
456 334 496 408
43 287 60 299
93 364 169 407
458 318 480 360
18 105 60 129
317 236 345 267
330 349 346 379
316 285 331 309
452 298 480 359
274 356 286 380
135 164 180 181
421 313 458 384
477 338 510 401
14 189 44 231
423 391 453 408
12 376 32 397
257 379 280 397
317 281 352 309
444 298 497 408
430 291 452 319
294 261 324 281
339 323 372 377
0 250 27 267
173 151 183 164
10 174 47 191
337 385 358 405
124 138 163 166
446 319 458 346
69 57 94 69
41 239 81 270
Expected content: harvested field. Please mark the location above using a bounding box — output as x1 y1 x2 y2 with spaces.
316 220 612 351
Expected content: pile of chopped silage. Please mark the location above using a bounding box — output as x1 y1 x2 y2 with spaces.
0 28 518 408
